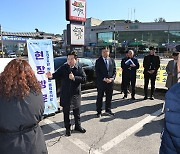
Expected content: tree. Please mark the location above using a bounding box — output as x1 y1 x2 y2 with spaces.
154 17 166 22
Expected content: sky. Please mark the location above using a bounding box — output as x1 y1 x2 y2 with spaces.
1 0 179 34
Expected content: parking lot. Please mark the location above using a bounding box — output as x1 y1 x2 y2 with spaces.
40 88 164 154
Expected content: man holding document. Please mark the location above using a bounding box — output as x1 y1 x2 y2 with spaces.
121 50 139 99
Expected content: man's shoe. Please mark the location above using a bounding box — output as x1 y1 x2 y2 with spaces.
123 96 127 99
150 96 154 100
65 129 71 136
96 112 102 118
74 126 86 133
144 96 148 100
105 111 115 116
131 97 135 100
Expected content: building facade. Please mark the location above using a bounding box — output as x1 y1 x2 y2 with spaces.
0 31 63 57
84 18 180 57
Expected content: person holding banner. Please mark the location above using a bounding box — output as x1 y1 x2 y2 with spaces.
143 46 160 100
0 59 47 154
46 51 86 136
121 50 139 100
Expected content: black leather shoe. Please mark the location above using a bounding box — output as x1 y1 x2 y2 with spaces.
144 96 148 100
65 129 71 136
74 127 86 133
131 97 135 100
96 112 102 118
123 96 127 99
150 96 154 100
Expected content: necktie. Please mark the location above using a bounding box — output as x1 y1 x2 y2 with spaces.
105 58 108 70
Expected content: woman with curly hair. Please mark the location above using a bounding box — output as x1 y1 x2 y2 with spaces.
0 59 47 154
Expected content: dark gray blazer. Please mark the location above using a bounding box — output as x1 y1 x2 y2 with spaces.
95 56 116 86
165 60 178 88
0 92 47 154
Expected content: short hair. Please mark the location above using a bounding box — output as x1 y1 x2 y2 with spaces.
149 46 155 50
100 46 110 51
67 51 78 59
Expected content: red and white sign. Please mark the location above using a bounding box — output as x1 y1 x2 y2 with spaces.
69 0 86 22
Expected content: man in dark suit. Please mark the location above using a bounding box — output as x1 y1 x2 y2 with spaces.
46 51 86 136
121 50 139 99
95 47 116 117
143 46 160 100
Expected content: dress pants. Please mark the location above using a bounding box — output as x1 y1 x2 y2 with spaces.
124 76 136 98
96 82 113 113
144 73 156 97
63 105 80 129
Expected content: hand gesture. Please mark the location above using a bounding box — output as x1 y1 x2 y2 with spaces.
69 72 75 80
46 72 53 79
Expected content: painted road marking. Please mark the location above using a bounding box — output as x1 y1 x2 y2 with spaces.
93 109 163 154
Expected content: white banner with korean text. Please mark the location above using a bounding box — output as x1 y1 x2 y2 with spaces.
27 39 58 115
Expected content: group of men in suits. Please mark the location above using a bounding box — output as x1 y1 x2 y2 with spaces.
121 46 160 100
46 45 180 137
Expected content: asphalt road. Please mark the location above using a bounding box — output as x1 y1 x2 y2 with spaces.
40 88 164 154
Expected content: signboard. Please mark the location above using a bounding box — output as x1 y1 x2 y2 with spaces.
67 24 85 45
2 36 29 41
66 0 86 22
27 39 58 115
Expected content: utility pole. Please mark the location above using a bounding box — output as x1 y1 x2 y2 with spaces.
0 24 4 58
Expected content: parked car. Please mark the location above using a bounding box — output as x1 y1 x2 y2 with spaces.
54 56 96 95
8 52 17 58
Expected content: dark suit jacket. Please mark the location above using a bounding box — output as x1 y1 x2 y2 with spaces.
121 57 139 79
143 54 160 75
95 56 116 87
52 63 86 108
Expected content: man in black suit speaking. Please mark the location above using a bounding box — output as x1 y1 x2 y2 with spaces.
95 47 116 117
46 51 86 136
